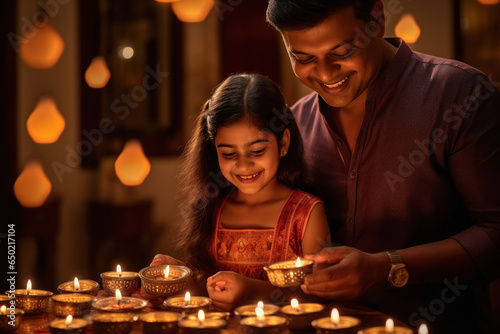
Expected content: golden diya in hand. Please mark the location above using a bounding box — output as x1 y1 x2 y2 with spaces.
264 257 314 287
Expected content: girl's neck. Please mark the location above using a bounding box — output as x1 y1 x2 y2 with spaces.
231 181 292 206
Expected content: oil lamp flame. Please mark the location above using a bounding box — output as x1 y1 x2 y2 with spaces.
198 309 205 325
291 298 300 312
117 265 122 277
331 308 340 327
74 277 80 290
257 301 264 309
65 315 73 329
165 265 170 279
295 257 302 267
385 318 394 333
418 323 428 334
0 306 6 315
27 279 32 295
184 291 191 306
115 289 122 306
255 307 265 324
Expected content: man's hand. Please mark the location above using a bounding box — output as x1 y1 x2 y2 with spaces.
301 246 389 300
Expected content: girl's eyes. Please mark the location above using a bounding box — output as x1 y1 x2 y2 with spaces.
221 148 266 158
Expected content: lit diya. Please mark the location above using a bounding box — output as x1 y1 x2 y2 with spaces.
57 277 99 295
357 318 412 334
139 265 192 297
92 289 148 313
281 298 325 331
101 264 140 296
91 312 135 334
139 311 180 334
51 293 93 318
239 306 287 334
234 301 280 318
48 315 87 334
311 308 361 333
0 305 24 332
12 279 53 315
178 309 227 334
264 257 314 287
164 291 210 314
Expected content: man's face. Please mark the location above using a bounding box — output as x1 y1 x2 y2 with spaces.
281 5 385 110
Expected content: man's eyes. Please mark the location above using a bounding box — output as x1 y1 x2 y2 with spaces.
292 47 357 64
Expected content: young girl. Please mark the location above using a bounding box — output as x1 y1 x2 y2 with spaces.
151 73 330 310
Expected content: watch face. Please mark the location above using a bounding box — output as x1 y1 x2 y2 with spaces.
391 267 409 287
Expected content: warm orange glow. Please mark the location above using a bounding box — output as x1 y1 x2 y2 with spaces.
395 14 421 44
14 161 52 208
117 265 122 274
172 0 214 22
418 323 429 334
255 307 265 322
295 257 302 267
85 57 111 88
19 22 64 68
257 301 264 309
115 289 122 301
165 265 170 279
184 291 191 304
291 298 300 311
0 306 6 315
27 280 32 291
27 97 65 144
74 277 80 290
114 139 151 186
155 0 182 2
331 308 340 325
385 318 395 332
65 315 73 326
198 310 205 323
477 0 500 4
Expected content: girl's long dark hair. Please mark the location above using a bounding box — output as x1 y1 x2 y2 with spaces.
175 73 308 280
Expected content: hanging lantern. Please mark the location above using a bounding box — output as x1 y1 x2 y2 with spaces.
85 56 111 88
27 97 65 144
476 0 499 4
395 14 421 44
19 22 64 68
172 0 214 23
114 140 151 186
14 161 52 208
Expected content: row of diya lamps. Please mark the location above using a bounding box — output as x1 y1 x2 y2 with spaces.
0 257 425 334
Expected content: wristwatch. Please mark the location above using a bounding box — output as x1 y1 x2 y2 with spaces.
385 250 409 288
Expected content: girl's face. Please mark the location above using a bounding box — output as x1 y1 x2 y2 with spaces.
214 119 289 196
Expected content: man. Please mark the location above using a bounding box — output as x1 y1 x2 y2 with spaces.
266 1 500 332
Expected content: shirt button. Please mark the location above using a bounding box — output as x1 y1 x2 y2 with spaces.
347 218 353 224
349 171 356 179
337 139 342 146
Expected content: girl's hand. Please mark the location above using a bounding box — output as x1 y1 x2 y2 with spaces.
206 271 251 311
150 254 186 266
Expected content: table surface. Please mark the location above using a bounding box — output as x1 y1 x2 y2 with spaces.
12 300 414 333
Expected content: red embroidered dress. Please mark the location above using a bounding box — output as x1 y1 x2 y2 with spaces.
209 189 322 280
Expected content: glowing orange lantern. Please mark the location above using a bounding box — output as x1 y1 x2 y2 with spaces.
172 0 214 23
27 97 65 144
476 0 500 4
85 56 111 88
14 161 52 208
19 22 64 68
395 14 421 44
114 140 151 186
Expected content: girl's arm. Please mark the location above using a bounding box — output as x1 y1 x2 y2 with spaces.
207 271 325 311
301 203 331 255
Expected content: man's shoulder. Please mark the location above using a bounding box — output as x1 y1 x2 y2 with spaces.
291 91 319 116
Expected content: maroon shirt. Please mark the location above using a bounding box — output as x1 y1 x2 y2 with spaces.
292 38 500 331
